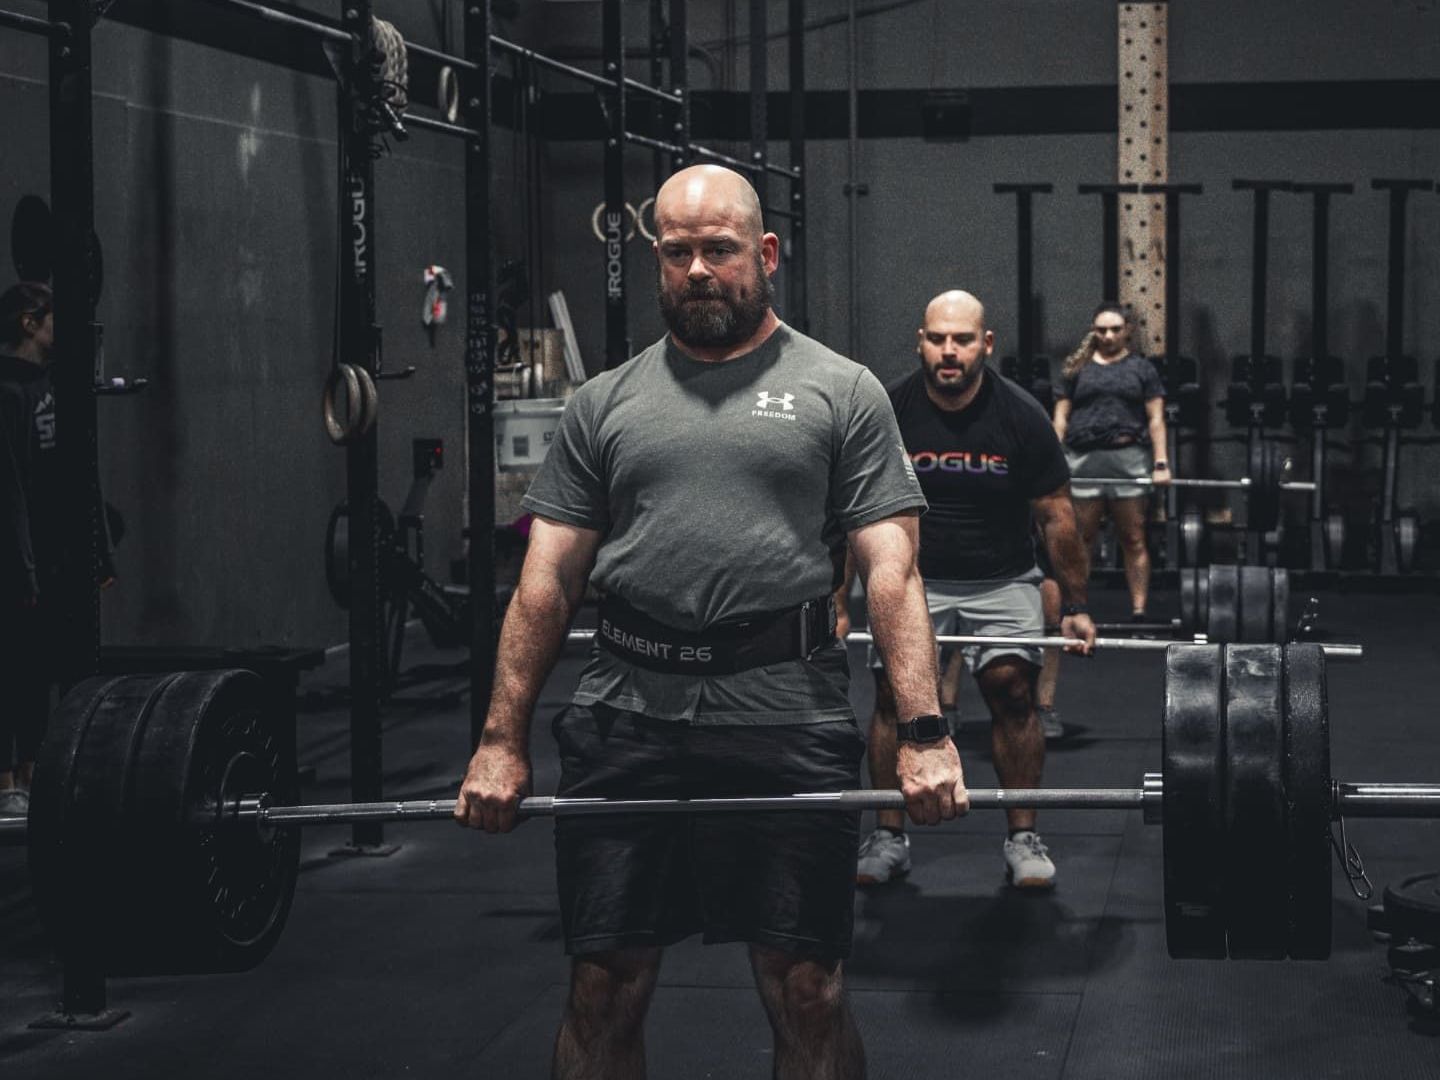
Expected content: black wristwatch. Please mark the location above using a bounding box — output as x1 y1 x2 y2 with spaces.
1153 460 1169 470
1061 603 1089 617
896 714 950 744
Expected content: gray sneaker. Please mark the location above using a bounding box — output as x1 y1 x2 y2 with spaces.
856 828 910 885
1038 707 1064 740
1003 830 1055 889
0 788 29 817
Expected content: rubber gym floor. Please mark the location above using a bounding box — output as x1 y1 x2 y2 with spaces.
2 586 1438 1079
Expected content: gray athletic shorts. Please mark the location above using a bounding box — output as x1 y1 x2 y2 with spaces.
868 569 1045 674
1067 443 1151 500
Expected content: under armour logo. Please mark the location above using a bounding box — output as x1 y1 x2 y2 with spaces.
755 392 795 411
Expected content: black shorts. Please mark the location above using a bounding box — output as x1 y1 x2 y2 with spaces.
552 704 866 961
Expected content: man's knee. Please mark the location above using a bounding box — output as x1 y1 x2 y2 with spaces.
753 948 846 1025
567 949 661 1033
979 661 1035 723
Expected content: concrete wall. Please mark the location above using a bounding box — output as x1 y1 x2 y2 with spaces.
0 0 1435 652
537 0 1440 522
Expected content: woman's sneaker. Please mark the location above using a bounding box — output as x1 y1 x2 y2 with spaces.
0 788 29 817
1003 830 1055 888
856 828 910 885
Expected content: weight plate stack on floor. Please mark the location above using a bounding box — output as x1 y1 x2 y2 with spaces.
28 670 300 976
1207 564 1241 643
1283 643 1331 960
1238 566 1273 641
1324 512 1347 569
1270 569 1291 641
1383 874 1440 948
1395 512 1420 574
1162 644 1228 959
1223 644 1289 959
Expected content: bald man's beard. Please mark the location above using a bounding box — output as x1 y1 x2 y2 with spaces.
657 254 774 349
921 355 983 398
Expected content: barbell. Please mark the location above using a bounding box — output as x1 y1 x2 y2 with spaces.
565 627 1363 660
1078 477 1315 493
9 642 1430 984
1081 440 1304 532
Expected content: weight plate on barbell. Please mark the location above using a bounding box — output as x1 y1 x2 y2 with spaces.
1180 509 1206 567
1239 566 1272 642
1248 439 1283 535
128 669 299 974
30 671 300 976
1163 644 1228 959
1271 569 1291 643
1179 567 1199 635
1207 564 1241 644
1283 643 1331 960
1223 644 1288 960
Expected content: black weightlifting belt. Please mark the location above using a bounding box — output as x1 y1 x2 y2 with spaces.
594 593 837 676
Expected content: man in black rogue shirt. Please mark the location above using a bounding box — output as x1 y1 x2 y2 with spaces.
845 290 1095 889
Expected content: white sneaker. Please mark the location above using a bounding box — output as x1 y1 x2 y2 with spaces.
1003 831 1055 889
856 828 910 885
0 788 29 817
1038 707 1064 740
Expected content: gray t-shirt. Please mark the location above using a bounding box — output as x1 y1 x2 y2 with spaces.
522 323 927 724
1057 354 1165 450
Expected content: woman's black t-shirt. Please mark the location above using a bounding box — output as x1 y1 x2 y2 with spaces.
1057 353 1165 450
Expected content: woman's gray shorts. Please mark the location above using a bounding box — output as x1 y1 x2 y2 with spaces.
1066 443 1152 500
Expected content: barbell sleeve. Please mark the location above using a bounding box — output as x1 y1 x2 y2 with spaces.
564 629 1364 661
1334 782 1440 817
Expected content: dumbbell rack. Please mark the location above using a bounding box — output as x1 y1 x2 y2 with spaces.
1367 180 1434 575
1227 181 1294 567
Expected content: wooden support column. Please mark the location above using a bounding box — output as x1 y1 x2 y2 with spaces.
1117 3 1168 352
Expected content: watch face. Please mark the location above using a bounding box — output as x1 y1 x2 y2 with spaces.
906 714 948 741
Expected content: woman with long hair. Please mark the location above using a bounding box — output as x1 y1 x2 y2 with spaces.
1052 302 1169 619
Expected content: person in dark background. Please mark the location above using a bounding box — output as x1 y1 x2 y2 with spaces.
0 282 58 817
1052 303 1169 620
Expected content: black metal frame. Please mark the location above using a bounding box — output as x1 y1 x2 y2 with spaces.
5 0 810 842
1139 182 1202 571
993 183 1052 364
1077 183 1138 301
1291 182 1352 572
1369 178 1434 575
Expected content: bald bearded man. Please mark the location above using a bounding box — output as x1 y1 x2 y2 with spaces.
454 166 965 1079
843 291 1095 891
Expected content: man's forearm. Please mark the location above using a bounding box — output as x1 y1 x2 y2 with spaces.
865 563 941 720
1046 523 1089 607
484 576 580 746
